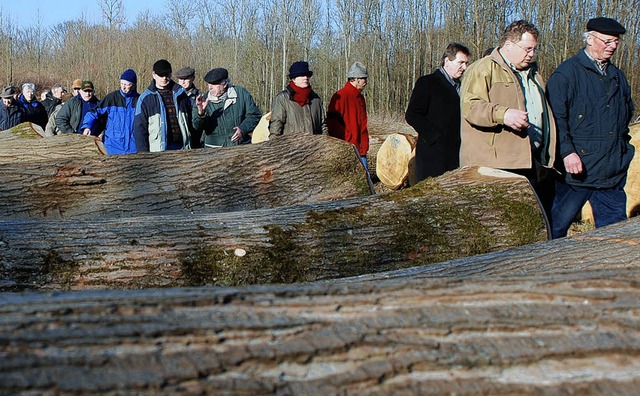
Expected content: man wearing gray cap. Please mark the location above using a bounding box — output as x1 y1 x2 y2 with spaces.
327 61 370 172
193 67 261 147
175 67 201 102
547 17 634 238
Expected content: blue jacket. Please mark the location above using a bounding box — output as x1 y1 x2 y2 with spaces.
17 94 48 129
82 89 139 155
0 102 24 130
133 80 192 152
547 50 635 188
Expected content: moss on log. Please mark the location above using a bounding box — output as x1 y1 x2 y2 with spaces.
0 167 546 291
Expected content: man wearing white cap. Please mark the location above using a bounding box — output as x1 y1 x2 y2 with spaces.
327 61 370 172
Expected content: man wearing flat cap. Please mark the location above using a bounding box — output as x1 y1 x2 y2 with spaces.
193 67 261 147
175 67 201 102
547 17 634 238
134 59 194 151
0 86 24 130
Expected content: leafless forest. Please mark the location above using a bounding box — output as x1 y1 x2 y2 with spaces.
1 0 640 117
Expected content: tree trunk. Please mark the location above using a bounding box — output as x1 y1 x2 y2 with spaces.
0 167 547 291
0 123 105 162
1 218 639 394
0 134 372 221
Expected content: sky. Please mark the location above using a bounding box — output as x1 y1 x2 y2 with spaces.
0 0 165 28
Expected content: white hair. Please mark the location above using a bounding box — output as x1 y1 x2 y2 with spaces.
21 82 36 92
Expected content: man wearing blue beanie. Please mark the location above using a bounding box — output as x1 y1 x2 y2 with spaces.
81 68 140 154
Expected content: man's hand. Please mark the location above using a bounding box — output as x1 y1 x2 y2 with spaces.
563 152 583 174
82 128 92 136
195 94 208 115
231 126 243 142
504 108 529 131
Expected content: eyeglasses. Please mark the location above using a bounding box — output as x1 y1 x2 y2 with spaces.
590 34 620 47
513 41 537 54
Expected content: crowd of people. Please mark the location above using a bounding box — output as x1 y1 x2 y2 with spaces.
0 16 633 239
406 17 634 239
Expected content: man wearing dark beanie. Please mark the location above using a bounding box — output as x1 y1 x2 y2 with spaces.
133 59 194 151
547 17 634 238
81 68 140 155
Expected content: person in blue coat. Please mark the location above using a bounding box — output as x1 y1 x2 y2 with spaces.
134 59 193 152
82 69 139 155
547 17 634 238
0 85 24 130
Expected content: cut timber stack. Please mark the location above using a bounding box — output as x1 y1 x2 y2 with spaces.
582 121 640 222
1 218 640 394
0 167 547 291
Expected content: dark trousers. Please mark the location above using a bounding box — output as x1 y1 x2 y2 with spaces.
551 178 627 239
508 161 557 221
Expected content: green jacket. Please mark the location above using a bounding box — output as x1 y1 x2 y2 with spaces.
193 86 261 147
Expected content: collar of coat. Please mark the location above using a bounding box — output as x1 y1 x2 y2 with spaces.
207 86 237 111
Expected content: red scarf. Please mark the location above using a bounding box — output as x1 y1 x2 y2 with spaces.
288 81 312 106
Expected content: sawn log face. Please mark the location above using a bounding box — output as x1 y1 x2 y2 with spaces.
1 218 640 394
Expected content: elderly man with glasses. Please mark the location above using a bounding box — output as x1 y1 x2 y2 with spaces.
460 20 557 220
546 17 634 238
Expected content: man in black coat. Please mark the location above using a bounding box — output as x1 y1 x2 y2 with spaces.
405 42 470 184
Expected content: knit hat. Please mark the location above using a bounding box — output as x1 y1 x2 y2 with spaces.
72 79 83 89
81 81 94 91
288 61 313 79
0 85 16 98
347 62 368 79
153 59 172 75
175 67 195 79
120 69 137 85
204 68 229 84
587 17 626 35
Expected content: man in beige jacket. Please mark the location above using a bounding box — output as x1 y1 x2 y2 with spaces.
460 20 557 217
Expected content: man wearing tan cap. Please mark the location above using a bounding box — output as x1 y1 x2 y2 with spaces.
71 79 83 96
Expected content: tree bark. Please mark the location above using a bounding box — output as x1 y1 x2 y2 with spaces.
0 134 372 221
1 218 639 394
0 167 547 291
0 123 105 163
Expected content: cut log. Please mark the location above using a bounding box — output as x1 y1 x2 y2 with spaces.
0 134 372 221
251 112 271 144
375 133 417 189
0 167 547 291
581 122 640 222
1 218 639 394
0 127 105 162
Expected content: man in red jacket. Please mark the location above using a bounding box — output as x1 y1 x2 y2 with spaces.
327 62 370 173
